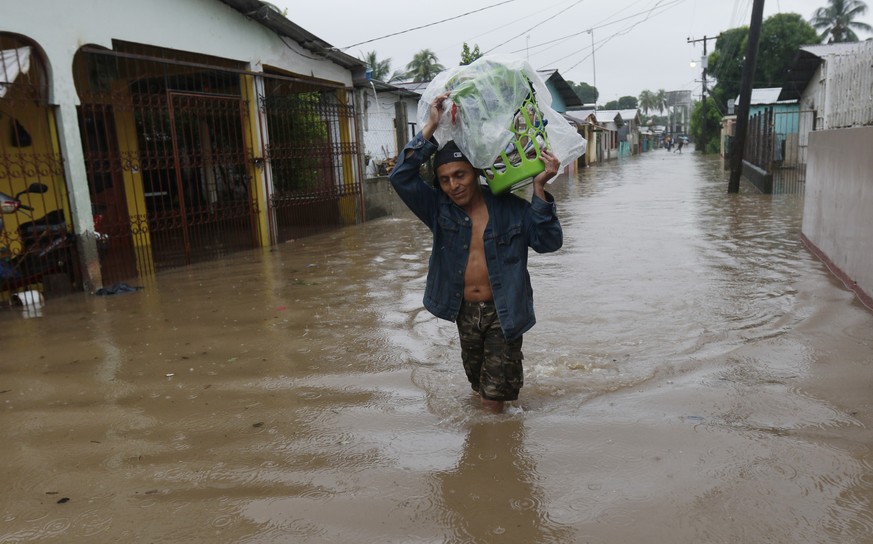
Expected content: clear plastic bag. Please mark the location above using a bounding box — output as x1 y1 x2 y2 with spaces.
418 55 586 175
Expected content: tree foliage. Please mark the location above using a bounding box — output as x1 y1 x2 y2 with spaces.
603 96 638 110
363 51 391 82
690 96 723 154
707 27 747 110
565 80 598 103
460 43 482 65
618 95 639 109
708 14 818 111
810 0 873 42
405 49 445 82
264 93 330 192
641 113 668 126
638 90 657 115
655 89 668 114
758 14 820 81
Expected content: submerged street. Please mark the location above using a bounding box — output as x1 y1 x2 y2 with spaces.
2 148 872 543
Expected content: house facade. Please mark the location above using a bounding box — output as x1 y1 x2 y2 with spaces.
536 69 583 114
780 40 873 309
593 110 623 161
2 0 367 298
563 110 599 167
617 109 642 155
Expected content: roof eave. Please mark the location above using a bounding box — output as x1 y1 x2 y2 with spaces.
218 0 368 82
778 49 825 101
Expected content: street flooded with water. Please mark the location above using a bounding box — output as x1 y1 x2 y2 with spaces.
2 148 873 543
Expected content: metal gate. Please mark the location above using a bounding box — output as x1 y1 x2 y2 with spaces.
745 108 814 195
71 44 364 287
75 45 261 283
259 80 362 244
140 91 258 269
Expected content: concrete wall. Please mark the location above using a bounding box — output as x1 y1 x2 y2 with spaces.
802 127 873 309
363 176 398 220
742 161 773 193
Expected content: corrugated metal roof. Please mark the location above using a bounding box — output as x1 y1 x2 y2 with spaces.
592 110 624 125
391 81 430 94
369 80 422 98
536 69 583 108
563 111 606 131
564 110 595 123
779 42 863 101
566 109 595 119
746 87 786 105
800 43 862 57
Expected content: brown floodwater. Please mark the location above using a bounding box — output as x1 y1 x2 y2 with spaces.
2 149 872 543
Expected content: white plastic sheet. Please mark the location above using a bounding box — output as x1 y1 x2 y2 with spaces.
418 55 586 172
0 47 31 98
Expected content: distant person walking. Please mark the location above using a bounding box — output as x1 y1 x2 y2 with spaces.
674 139 684 154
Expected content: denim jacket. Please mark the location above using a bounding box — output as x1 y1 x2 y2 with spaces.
389 132 562 342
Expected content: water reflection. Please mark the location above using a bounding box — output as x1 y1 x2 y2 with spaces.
435 418 573 543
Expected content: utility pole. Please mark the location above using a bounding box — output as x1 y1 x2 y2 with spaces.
589 29 597 109
729 0 766 193
687 34 719 152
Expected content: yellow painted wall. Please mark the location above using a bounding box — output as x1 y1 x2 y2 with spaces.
335 88 359 225
0 98 69 254
103 79 156 277
241 74 270 247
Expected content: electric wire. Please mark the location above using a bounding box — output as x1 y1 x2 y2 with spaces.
338 0 517 50
481 0 587 55
557 0 685 71
506 0 684 58
460 0 583 50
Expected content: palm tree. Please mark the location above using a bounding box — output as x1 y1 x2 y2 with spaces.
655 89 669 114
810 0 873 42
405 49 446 83
655 89 673 132
363 51 391 82
638 90 657 115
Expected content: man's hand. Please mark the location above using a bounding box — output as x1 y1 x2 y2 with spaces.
422 92 451 141
532 148 560 201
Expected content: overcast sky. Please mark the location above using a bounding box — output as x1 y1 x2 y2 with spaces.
277 0 872 105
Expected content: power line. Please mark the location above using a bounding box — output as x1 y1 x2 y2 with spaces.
559 0 686 72
338 0 517 50
482 0 587 55
506 0 685 60
462 0 582 47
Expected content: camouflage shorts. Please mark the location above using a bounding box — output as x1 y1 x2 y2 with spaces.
456 300 524 401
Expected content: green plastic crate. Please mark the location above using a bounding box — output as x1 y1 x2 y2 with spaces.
483 87 550 195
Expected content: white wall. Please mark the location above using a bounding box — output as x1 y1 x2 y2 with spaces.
360 88 405 165
822 41 873 129
6 0 353 105
803 127 873 308
405 98 420 140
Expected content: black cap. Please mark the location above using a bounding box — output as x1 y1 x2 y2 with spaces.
433 141 471 173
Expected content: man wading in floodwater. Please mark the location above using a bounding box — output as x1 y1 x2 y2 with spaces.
390 91 563 413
